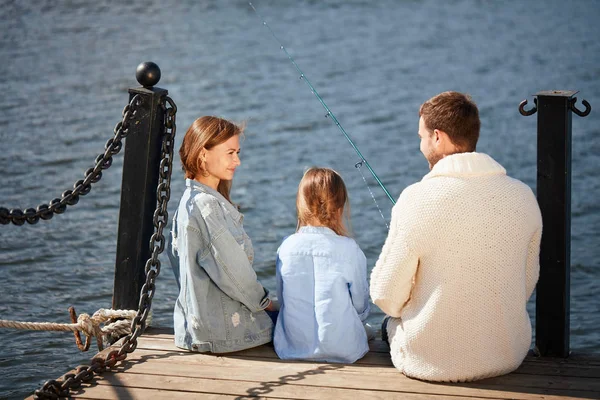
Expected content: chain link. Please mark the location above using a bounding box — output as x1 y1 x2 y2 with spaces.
0 95 141 226
34 95 177 399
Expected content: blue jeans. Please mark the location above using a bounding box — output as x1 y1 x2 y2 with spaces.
381 316 391 345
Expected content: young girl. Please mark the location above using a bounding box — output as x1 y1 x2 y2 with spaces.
274 167 371 363
168 116 276 354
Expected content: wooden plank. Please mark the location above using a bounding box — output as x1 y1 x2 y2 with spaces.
524 354 600 367
73 385 273 400
135 337 394 366
135 336 600 379
126 348 600 390
515 362 600 379
142 327 391 353
141 328 598 362
102 350 599 399
73 373 472 400
33 328 600 400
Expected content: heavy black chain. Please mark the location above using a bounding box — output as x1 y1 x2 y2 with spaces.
0 95 141 226
123 95 177 349
33 95 177 400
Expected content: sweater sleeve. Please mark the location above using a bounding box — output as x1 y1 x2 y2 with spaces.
369 193 419 318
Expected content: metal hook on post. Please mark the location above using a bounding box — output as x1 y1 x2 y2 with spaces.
519 98 538 116
569 97 591 117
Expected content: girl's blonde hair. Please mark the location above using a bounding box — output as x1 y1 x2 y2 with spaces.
179 116 244 203
296 167 351 237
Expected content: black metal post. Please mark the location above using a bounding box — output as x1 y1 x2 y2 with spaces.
519 91 591 358
534 90 576 358
113 62 167 311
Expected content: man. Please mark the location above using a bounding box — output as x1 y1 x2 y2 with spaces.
370 91 542 382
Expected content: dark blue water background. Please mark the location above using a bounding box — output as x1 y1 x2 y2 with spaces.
1 1 599 398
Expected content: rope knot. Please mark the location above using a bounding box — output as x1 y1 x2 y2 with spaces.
69 307 136 352
77 313 94 337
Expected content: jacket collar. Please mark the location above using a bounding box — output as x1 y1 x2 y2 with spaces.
186 179 243 222
422 152 506 181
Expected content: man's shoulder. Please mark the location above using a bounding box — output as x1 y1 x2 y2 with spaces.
395 172 538 210
504 174 532 189
396 180 433 203
499 174 537 199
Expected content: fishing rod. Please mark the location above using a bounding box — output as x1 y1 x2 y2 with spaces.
249 2 396 207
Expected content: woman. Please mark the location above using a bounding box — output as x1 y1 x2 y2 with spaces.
168 116 276 353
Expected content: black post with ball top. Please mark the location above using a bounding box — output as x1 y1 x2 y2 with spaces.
112 62 168 311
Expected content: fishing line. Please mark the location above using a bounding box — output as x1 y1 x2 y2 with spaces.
249 2 396 208
355 161 389 229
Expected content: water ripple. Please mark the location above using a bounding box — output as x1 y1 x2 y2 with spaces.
1 0 600 397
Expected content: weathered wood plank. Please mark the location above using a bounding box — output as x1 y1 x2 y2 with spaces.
34 328 600 400
73 373 473 400
127 348 600 390
95 350 598 399
141 328 391 353
135 337 394 366
142 328 600 363
135 336 600 379
73 385 274 400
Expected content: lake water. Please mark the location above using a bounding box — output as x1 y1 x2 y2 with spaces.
1 0 599 398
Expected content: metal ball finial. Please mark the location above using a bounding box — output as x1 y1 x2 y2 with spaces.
136 61 161 87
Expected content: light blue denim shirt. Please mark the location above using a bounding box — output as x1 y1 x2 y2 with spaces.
168 179 273 353
274 226 370 363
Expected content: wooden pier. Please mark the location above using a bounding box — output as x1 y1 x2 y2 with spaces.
36 327 600 400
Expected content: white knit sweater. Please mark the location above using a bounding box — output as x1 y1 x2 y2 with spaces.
370 152 542 382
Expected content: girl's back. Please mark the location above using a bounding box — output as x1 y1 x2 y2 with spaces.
274 225 370 363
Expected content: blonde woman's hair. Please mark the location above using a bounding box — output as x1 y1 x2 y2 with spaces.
179 116 244 203
296 167 351 237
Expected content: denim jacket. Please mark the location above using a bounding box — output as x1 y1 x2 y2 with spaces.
168 179 273 353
